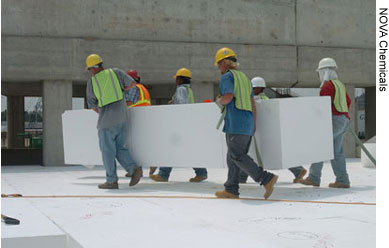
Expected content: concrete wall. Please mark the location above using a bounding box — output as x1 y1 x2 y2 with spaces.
1 0 375 87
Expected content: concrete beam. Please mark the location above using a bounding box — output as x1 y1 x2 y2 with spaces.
43 80 72 166
297 46 375 87
1 0 295 45
1 82 42 97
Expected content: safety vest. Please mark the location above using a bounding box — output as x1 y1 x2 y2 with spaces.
259 93 269 100
185 86 195 104
331 80 348 113
230 69 252 112
130 84 151 107
91 68 123 107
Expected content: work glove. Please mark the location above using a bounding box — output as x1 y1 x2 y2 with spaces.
215 95 223 110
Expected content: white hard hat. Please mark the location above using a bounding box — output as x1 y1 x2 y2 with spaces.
251 77 266 88
317 58 337 71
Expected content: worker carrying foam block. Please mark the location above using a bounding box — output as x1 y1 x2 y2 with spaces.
149 68 208 183
213 47 278 199
238 77 307 184
85 54 143 189
124 69 156 177
297 58 352 189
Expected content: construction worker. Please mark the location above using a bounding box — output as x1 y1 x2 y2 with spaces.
238 77 307 184
213 47 278 199
85 54 143 189
149 68 208 183
298 58 351 188
124 69 157 176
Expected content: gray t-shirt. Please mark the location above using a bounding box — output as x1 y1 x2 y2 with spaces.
86 68 134 130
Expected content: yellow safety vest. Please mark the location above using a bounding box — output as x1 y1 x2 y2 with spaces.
91 68 123 107
230 69 252 112
331 80 348 113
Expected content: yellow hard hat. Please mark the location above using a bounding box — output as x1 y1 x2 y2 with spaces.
174 68 191 78
214 47 237 66
85 54 103 70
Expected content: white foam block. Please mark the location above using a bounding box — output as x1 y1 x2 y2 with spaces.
361 143 376 168
128 103 226 168
62 97 334 170
250 96 334 169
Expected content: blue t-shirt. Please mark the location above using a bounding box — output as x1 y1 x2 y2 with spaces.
219 71 254 136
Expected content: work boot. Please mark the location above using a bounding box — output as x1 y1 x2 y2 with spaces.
189 175 207 182
149 167 157 176
293 169 307 183
263 175 278 199
329 181 350 188
215 190 239 199
126 170 143 178
149 174 168 182
98 182 119 189
129 167 143 186
299 177 320 187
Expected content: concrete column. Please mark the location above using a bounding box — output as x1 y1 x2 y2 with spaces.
43 80 72 166
7 96 25 148
365 87 376 140
343 85 356 158
191 82 214 103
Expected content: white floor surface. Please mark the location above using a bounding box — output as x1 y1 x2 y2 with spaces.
1 159 376 248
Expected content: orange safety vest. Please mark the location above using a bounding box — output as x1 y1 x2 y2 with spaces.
130 84 151 107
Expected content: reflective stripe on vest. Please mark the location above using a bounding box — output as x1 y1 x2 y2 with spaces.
230 70 252 112
130 84 151 107
259 93 270 100
185 86 195 104
91 68 123 107
331 80 348 113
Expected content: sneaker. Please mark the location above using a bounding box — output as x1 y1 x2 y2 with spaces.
329 181 350 188
293 169 307 183
149 167 157 176
129 167 143 186
189 175 207 182
299 177 320 187
263 175 278 199
98 182 119 189
215 190 239 199
149 174 168 182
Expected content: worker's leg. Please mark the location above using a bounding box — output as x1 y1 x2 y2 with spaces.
289 166 305 178
98 127 118 183
330 115 350 185
225 134 274 192
158 167 172 180
238 171 248 183
115 122 137 175
193 168 207 177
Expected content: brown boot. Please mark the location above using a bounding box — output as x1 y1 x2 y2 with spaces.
149 167 157 176
189 175 207 182
329 181 350 188
125 172 132 177
129 167 143 186
299 177 320 187
98 182 119 189
149 174 168 182
264 175 278 199
215 190 239 199
293 169 307 183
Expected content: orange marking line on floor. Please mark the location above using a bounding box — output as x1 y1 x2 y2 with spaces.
3 195 376 206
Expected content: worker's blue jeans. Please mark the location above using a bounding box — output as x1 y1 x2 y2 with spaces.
158 167 207 180
308 115 350 185
225 134 274 195
98 122 137 183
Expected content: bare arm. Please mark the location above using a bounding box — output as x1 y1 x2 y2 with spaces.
220 93 234 105
92 107 99 113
